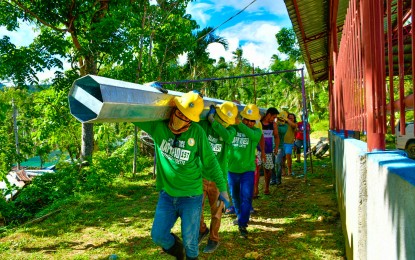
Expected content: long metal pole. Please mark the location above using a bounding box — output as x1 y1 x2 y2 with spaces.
252 64 257 104
159 68 304 86
133 125 138 174
12 99 20 170
300 68 308 180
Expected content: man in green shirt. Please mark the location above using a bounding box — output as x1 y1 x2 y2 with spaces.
198 101 237 253
134 91 230 260
228 104 262 239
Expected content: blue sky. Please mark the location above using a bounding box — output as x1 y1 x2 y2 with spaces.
0 0 292 82
186 0 292 68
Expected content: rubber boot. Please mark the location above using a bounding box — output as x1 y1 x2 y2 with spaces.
186 256 198 260
163 233 185 260
264 170 271 195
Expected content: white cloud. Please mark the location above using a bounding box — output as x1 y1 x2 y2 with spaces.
36 63 71 84
207 40 236 61
0 22 38 47
186 2 214 27
251 0 289 16
208 21 281 69
177 53 188 66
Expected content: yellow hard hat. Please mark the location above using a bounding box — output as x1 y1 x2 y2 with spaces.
173 91 204 122
277 111 288 122
216 101 238 125
240 104 261 121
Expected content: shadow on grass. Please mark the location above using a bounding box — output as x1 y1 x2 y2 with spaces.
21 171 159 238
1 157 344 260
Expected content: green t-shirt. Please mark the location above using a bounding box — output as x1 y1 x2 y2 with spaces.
198 120 236 180
228 123 262 173
277 123 288 148
134 120 227 197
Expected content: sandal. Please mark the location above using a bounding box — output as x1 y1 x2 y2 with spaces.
225 206 235 215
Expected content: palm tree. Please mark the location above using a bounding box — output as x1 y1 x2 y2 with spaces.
186 27 228 80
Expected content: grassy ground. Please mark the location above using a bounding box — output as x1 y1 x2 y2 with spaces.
0 154 344 260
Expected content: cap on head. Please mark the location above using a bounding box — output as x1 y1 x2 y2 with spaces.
278 111 288 121
240 104 261 121
216 101 238 125
173 91 204 122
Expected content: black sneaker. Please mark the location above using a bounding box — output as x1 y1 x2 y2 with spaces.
198 228 209 245
239 226 248 239
270 180 276 185
203 239 219 253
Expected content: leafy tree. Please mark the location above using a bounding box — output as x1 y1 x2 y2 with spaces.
1 0 145 160
0 88 18 178
0 35 64 86
186 27 228 80
275 27 303 62
275 28 330 121
98 1 197 85
0 87 36 167
230 47 253 102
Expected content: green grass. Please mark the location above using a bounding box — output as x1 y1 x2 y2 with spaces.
0 157 345 259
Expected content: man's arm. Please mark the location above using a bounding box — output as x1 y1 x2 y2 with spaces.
133 121 159 135
236 123 262 143
273 121 280 153
197 128 227 192
211 121 237 144
286 118 297 129
259 134 265 162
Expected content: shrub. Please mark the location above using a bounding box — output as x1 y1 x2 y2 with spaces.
111 137 153 174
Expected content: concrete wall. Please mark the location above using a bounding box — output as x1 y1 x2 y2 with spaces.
330 131 415 260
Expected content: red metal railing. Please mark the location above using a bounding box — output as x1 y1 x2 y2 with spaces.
331 0 415 151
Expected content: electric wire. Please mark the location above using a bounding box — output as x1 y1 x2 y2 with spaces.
196 0 258 42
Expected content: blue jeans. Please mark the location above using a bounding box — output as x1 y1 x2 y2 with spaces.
228 171 254 227
272 149 285 184
151 190 203 258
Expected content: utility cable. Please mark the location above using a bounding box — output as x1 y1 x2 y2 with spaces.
196 0 258 42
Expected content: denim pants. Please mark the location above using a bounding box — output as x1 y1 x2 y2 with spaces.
271 149 285 184
151 190 203 258
228 171 254 227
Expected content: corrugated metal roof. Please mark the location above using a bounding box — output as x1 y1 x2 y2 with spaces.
284 0 338 82
284 0 413 82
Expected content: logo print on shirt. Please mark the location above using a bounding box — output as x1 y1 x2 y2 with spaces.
208 134 222 155
232 132 250 148
160 139 191 165
188 138 195 146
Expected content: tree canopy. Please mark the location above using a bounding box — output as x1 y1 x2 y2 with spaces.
0 1 328 175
